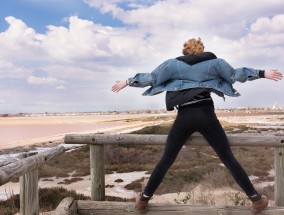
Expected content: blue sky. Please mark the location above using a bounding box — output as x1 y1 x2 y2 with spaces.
0 0 123 33
0 0 284 113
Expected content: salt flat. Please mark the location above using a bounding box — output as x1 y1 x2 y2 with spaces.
0 112 173 151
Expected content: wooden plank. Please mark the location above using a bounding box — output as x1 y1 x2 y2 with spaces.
0 158 19 167
274 147 284 206
77 201 284 215
90 145 105 201
0 146 65 185
20 152 39 215
65 133 284 147
50 197 77 215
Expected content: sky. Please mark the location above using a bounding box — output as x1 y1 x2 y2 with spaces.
0 0 283 113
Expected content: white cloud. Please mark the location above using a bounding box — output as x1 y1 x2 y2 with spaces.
0 0 284 113
208 14 284 67
27 75 65 85
0 16 42 55
84 0 284 35
251 15 284 33
56 85 65 90
42 16 112 61
0 61 13 69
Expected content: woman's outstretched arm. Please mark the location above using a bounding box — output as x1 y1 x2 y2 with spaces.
216 59 283 83
112 59 182 93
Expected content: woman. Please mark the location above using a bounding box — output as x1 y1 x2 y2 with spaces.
112 38 283 213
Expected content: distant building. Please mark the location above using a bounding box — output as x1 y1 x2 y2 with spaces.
272 102 283 110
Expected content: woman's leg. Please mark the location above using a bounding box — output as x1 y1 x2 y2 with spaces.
143 112 194 197
199 118 258 196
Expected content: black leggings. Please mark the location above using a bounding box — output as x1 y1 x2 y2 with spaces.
143 104 257 197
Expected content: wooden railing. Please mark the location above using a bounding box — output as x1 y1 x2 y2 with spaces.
1 133 283 215
64 133 284 207
0 146 65 215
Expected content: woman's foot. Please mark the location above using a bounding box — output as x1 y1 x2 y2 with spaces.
250 195 268 211
135 192 151 214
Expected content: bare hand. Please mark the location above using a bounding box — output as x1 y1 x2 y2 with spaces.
265 70 283 81
112 80 128 93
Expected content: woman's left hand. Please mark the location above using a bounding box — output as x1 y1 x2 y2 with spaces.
265 70 283 81
112 80 128 92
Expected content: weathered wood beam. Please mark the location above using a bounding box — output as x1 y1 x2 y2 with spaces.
0 146 65 185
274 147 284 206
90 144 105 201
20 152 39 215
65 133 284 147
0 158 19 167
50 197 77 215
77 201 284 215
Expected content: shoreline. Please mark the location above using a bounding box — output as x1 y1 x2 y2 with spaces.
0 113 174 154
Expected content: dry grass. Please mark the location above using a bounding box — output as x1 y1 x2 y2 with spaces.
34 121 277 205
1 114 280 212
38 121 275 190
57 177 84 185
0 187 90 214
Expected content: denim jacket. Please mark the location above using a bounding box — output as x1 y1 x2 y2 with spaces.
128 58 263 97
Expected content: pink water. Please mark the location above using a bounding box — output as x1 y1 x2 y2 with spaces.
0 123 121 144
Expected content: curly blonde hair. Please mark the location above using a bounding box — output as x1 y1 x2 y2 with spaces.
182 38 204 55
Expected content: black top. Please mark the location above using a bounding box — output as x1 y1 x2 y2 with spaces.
166 52 217 111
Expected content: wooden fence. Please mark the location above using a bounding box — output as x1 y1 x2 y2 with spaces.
0 146 65 215
63 133 284 214
1 133 283 214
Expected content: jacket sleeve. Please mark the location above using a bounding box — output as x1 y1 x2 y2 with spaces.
217 59 262 84
127 73 154 88
128 59 181 88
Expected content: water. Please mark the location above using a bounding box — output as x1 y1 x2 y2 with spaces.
0 123 121 145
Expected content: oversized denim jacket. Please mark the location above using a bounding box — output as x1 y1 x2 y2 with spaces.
128 58 262 97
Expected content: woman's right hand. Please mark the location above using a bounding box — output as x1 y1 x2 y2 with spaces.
112 80 128 93
265 70 283 81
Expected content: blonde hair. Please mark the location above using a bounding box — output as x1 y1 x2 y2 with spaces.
182 38 204 55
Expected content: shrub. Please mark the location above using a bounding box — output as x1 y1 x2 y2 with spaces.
226 192 248 206
57 177 84 185
39 187 90 211
0 187 90 213
202 168 235 188
124 178 145 192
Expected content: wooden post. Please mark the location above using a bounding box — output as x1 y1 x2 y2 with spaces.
20 152 39 215
274 147 284 206
90 144 105 201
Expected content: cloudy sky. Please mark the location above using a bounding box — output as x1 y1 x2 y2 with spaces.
0 0 283 113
